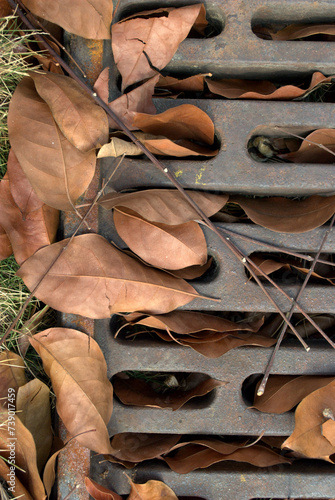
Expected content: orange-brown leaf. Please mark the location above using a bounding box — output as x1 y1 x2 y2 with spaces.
282 129 335 163
31 71 109 152
0 225 12 260
0 150 59 264
133 104 215 145
230 195 335 233
206 72 334 100
282 380 335 461
8 77 96 211
17 379 53 471
112 4 206 90
29 328 114 454
253 375 335 414
113 207 207 270
84 477 123 500
18 234 203 318
99 189 227 224
128 478 178 500
22 0 113 39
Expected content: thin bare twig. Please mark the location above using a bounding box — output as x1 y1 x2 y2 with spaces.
257 212 335 396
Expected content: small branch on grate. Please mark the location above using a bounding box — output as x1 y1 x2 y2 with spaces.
257 212 335 396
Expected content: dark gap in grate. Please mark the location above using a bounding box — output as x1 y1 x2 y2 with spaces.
112 371 218 409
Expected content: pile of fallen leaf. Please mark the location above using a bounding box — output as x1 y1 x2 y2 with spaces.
1 0 335 498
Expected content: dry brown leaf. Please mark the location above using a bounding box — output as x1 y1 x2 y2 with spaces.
0 150 59 264
119 310 263 336
282 380 335 461
281 129 335 163
33 39 64 74
163 439 290 473
170 257 212 279
0 350 26 405
253 376 335 414
31 71 109 152
113 207 207 270
22 0 113 39
0 226 12 260
99 189 227 224
18 234 203 318
268 23 335 40
133 104 215 145
112 4 205 90
0 457 33 500
156 74 210 94
0 409 46 499
29 328 113 454
17 378 53 471
8 77 96 211
0 0 11 16
206 72 334 100
179 332 276 358
98 137 143 158
113 374 225 410
322 419 335 447
128 478 178 500
94 70 158 130
109 433 181 464
230 195 335 233
85 477 123 500
109 433 290 472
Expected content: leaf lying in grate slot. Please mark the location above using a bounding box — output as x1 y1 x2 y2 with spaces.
116 310 276 358
113 371 225 410
252 375 335 413
107 433 291 472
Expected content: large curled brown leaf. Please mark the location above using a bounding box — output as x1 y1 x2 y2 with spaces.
94 69 158 130
205 72 334 100
18 234 204 318
8 77 96 211
282 380 335 461
112 4 206 90
22 0 113 39
29 328 113 454
0 409 46 499
113 207 207 270
156 73 209 95
0 150 59 264
17 379 53 472
253 375 335 414
31 71 109 152
230 195 335 233
133 104 215 145
113 373 225 410
108 433 290 471
0 350 26 405
127 479 179 500
99 189 227 224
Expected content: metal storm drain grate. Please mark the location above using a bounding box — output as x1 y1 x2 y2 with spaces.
60 0 335 498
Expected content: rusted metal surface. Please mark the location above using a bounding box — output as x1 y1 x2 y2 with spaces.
57 35 102 500
59 0 335 498
100 100 335 196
